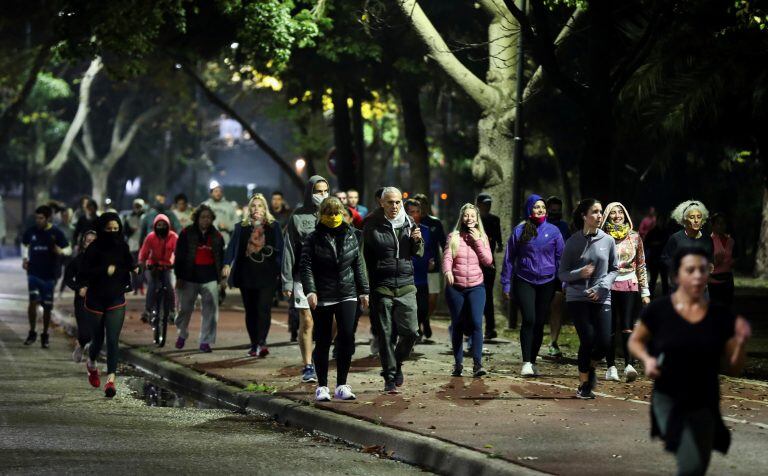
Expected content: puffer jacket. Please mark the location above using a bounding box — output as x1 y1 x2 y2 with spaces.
362 211 424 290
300 223 369 301
138 214 178 267
443 231 493 288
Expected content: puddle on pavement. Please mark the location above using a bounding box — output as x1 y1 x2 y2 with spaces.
121 367 219 409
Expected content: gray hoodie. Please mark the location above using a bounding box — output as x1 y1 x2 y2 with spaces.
281 175 328 292
557 229 619 304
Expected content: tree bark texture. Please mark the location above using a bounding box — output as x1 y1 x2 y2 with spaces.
756 187 768 278
351 95 366 197
331 88 356 191
397 77 430 195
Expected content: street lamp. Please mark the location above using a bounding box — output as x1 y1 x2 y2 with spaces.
295 158 306 174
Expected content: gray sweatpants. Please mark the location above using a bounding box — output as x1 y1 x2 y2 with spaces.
175 280 219 344
653 391 716 476
372 290 419 382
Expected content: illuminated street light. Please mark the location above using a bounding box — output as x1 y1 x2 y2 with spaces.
230 42 239 49
295 158 306 174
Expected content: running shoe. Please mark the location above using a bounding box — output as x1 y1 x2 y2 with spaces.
258 346 269 358
104 381 116 398
86 361 100 388
473 364 487 378
423 322 432 339
547 343 562 357
521 362 535 377
175 337 185 349
451 364 463 377
588 367 597 390
40 333 49 349
302 365 318 383
23 330 37 345
334 385 356 400
384 380 399 394
199 343 212 353
576 383 596 399
484 330 498 341
315 386 331 402
394 367 404 387
247 348 259 358
605 366 620 382
624 364 638 383
72 344 84 363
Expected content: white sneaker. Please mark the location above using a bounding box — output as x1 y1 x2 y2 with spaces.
605 366 620 381
334 384 356 400
72 344 84 363
315 386 331 402
624 364 638 383
521 362 535 377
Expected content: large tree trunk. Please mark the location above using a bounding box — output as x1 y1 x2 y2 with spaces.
397 77 430 195
331 87 356 191
89 164 110 207
756 187 768 278
351 94 366 197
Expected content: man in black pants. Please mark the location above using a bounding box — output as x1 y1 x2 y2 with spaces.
476 193 503 340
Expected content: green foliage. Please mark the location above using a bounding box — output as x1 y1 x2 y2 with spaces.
243 382 278 393
26 72 72 110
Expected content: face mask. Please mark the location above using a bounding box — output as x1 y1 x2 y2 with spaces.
104 231 122 244
320 213 343 228
531 215 546 225
312 192 328 207
548 212 562 221
156 227 169 238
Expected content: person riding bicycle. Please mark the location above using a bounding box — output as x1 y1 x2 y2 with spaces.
138 214 178 324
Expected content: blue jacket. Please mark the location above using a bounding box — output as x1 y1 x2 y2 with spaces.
500 221 564 292
225 221 283 288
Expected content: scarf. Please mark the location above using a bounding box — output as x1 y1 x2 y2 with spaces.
246 224 266 256
385 206 407 229
320 213 343 228
606 222 631 241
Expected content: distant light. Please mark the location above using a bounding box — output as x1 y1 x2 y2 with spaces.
174 63 182 70
403 192 409 199
440 193 448 200
230 42 239 49
295 158 306 173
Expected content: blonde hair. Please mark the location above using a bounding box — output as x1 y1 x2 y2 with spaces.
449 203 487 256
242 193 275 226
319 196 345 216
671 200 709 226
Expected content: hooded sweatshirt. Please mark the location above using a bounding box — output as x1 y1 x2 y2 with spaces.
138 214 178 267
281 175 328 292
78 212 134 301
558 228 619 304
600 202 650 297
500 194 564 292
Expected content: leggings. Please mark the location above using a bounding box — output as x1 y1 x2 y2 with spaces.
653 391 716 476
73 296 92 348
607 290 638 367
240 286 275 347
445 284 486 366
708 274 734 309
568 301 612 373
513 277 557 364
483 267 497 334
313 300 357 387
88 307 126 374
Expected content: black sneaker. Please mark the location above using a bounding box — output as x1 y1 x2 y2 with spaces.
23 330 37 345
588 367 597 390
484 330 497 341
384 380 399 394
423 322 432 339
472 363 487 378
576 382 596 399
451 364 463 377
394 367 404 387
40 333 49 349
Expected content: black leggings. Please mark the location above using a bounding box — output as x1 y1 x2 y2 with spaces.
513 277 556 364
708 274 734 308
240 287 275 347
607 290 638 367
88 307 126 374
568 301 612 373
313 300 357 387
73 296 92 347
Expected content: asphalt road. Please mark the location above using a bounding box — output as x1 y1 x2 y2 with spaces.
0 286 428 475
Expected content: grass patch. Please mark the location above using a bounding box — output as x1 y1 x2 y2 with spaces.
243 382 278 394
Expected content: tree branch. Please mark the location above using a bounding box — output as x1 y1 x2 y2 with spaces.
71 143 91 171
104 103 163 169
81 116 97 162
478 0 515 26
397 0 500 110
179 62 305 192
111 98 131 150
44 57 102 175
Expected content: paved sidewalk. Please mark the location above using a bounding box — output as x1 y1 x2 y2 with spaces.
5 257 767 475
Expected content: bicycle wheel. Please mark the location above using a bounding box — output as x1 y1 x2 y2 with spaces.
153 290 162 345
159 307 168 347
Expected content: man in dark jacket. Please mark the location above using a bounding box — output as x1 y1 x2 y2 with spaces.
174 204 224 353
363 187 424 393
476 193 503 340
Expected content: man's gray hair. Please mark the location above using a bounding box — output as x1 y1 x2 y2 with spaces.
381 187 402 198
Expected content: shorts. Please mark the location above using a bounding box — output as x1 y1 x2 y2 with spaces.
84 293 127 315
28 275 55 310
427 273 442 295
292 281 310 310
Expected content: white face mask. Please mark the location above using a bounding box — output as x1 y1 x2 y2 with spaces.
312 192 328 207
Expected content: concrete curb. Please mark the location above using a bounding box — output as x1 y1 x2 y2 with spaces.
52 310 546 476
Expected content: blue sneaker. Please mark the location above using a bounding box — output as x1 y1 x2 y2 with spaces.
302 364 317 383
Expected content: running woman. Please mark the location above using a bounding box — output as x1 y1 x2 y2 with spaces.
661 200 714 292
223 193 284 357
21 205 71 348
500 194 564 377
63 230 97 362
443 203 493 378
629 247 750 475
600 202 650 383
300 197 369 401
79 212 135 398
558 199 619 399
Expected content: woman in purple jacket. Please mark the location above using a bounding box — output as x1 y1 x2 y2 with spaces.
501 194 565 377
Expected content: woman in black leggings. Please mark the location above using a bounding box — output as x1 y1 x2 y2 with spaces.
558 199 619 399
78 212 136 398
300 197 369 402
63 230 97 363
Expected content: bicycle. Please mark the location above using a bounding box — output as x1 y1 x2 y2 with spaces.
148 264 173 347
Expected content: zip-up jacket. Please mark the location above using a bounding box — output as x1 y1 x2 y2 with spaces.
138 214 178 267
500 221 564 293
300 223 369 301
443 231 493 288
363 212 424 291
558 229 619 304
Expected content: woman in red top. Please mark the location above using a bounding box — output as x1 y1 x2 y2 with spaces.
709 213 735 308
138 214 178 324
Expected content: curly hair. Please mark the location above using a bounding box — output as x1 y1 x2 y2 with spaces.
671 200 709 226
191 204 216 226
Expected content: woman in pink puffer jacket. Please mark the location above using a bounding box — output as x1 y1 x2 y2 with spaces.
443 203 493 378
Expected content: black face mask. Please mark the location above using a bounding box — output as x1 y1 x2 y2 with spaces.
549 212 562 221
104 231 122 244
156 227 169 238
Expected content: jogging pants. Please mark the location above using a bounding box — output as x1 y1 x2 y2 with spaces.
513 277 556 364
240 286 275 347
313 300 358 387
176 280 219 344
371 291 419 382
607 290 638 367
88 307 126 374
568 301 612 373
653 391 716 476
445 284 486 366
74 296 92 348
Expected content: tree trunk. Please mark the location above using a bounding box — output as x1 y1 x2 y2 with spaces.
398 77 430 195
89 165 111 207
756 187 768 278
351 94 366 197
331 87 356 191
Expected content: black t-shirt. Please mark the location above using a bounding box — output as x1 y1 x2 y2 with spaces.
22 225 69 280
641 297 734 405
